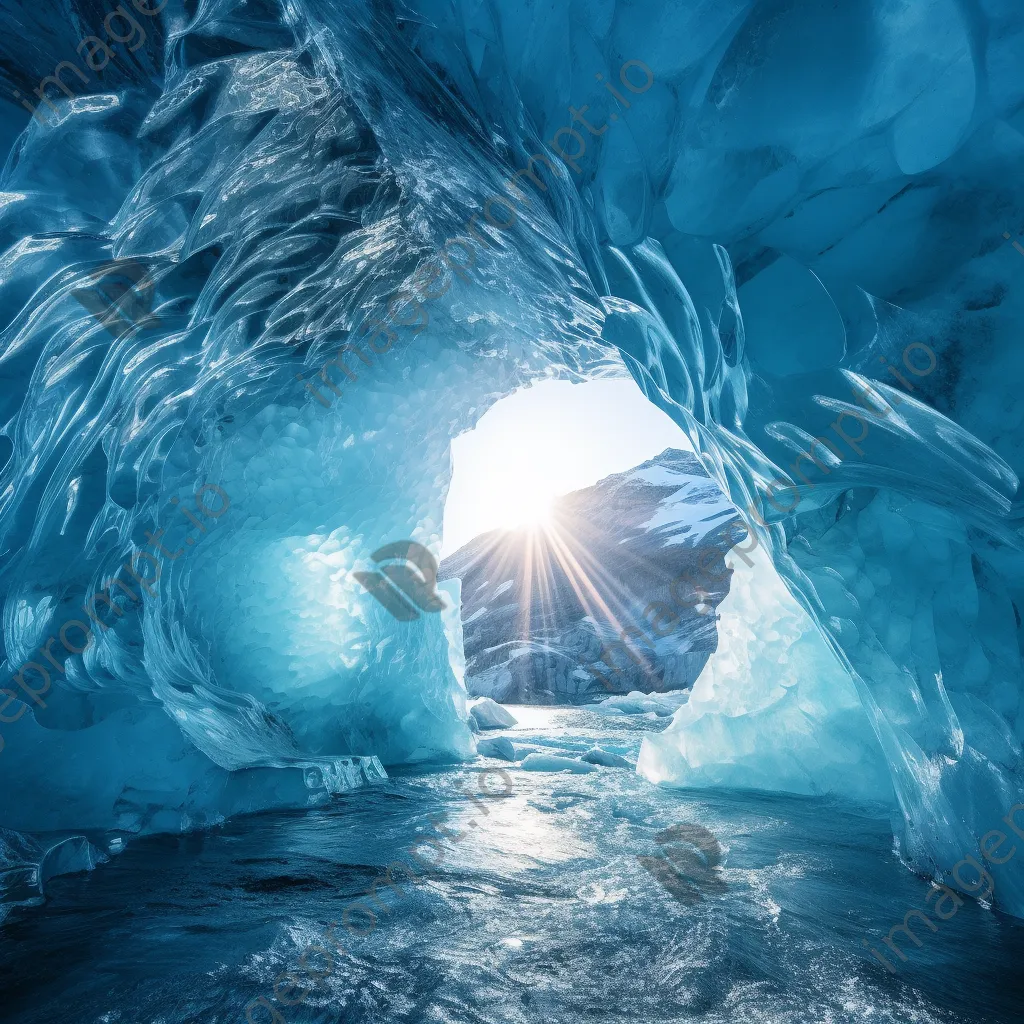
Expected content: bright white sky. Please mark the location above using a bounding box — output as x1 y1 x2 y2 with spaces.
441 378 694 557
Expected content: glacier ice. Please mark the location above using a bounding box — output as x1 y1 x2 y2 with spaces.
469 697 519 730
475 735 516 761
520 752 598 774
580 746 634 769
594 689 692 718
0 0 1021 922
639 538 894 803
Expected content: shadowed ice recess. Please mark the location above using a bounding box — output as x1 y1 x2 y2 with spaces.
0 0 1023 1013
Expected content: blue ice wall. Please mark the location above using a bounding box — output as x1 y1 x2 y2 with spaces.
0 0 1022 916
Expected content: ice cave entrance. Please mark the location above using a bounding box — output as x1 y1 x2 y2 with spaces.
439 376 742 708
441 378 890 804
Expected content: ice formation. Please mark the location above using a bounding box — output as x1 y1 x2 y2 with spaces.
580 746 633 769
468 697 518 729
475 735 515 761
0 0 1022 917
520 752 598 774
639 540 893 803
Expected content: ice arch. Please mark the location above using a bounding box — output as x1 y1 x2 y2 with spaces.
0 0 1021 916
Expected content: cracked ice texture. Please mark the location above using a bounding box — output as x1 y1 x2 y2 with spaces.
0 0 1021 915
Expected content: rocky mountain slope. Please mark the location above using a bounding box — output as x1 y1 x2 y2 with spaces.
440 449 744 704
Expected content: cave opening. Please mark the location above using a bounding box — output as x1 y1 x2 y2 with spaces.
439 375 741 708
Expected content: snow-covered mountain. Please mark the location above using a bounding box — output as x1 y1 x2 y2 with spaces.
439 449 743 704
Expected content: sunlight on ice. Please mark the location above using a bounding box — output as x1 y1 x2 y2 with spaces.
638 541 893 803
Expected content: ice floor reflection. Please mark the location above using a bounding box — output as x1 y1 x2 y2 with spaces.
1 707 1023 1024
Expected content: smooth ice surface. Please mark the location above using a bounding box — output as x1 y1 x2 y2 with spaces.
580 746 634 768
474 735 516 761
595 690 693 718
0 0 1022 920
520 751 598 773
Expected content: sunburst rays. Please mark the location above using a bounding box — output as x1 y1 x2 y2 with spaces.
505 511 663 694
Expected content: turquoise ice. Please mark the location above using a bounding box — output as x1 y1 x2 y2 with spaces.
0 0 1022 925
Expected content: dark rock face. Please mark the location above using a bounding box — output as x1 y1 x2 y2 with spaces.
439 449 744 705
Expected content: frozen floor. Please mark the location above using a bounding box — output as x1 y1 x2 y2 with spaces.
2 706 1023 1024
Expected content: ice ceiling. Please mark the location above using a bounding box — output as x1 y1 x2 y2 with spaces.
0 0 1022 914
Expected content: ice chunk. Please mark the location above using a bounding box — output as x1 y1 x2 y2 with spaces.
593 690 691 718
0 829 110 923
469 699 519 730
580 748 634 769
476 736 516 761
39 836 108 885
639 544 893 803
521 753 598 774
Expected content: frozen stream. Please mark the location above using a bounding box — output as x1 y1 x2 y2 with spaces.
2 706 1022 1024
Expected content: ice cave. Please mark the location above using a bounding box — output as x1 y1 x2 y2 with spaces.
0 0 1023 1020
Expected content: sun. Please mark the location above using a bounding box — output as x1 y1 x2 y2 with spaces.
505 490 555 531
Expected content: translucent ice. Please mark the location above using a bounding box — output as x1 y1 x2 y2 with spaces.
639 542 893 803
521 752 598 774
469 698 519 730
476 736 516 761
580 747 634 769
0 0 1022 918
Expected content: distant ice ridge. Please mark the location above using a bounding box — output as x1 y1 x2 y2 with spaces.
594 690 691 718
